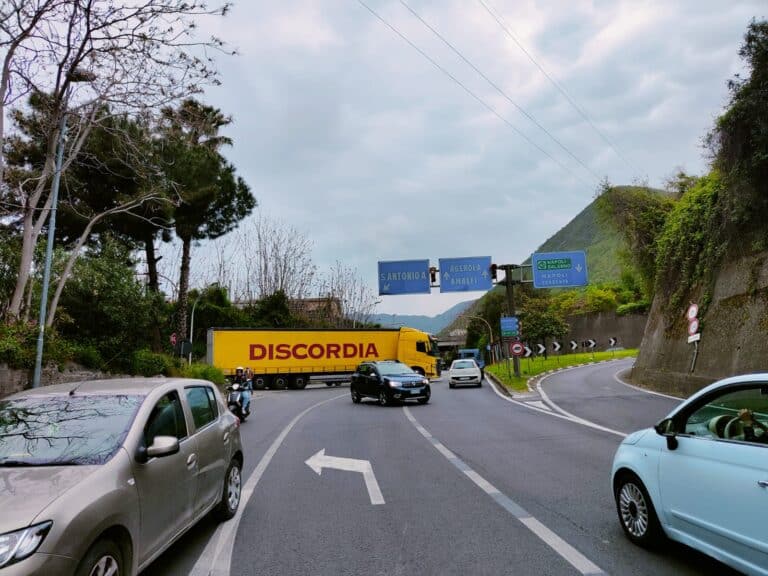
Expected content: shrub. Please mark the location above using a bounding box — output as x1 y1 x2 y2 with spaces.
616 300 651 316
73 345 104 370
0 323 37 369
131 349 174 377
180 363 227 386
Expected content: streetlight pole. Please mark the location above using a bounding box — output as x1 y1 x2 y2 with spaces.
32 70 95 388
31 107 69 388
464 314 494 363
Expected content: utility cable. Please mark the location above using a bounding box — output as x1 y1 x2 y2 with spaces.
399 0 600 183
355 0 593 188
477 0 639 175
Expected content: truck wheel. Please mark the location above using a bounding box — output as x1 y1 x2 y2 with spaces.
272 375 287 390
325 382 333 387
253 376 266 390
292 375 308 389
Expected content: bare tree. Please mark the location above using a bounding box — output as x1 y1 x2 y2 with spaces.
318 261 379 328
0 0 233 320
232 214 317 303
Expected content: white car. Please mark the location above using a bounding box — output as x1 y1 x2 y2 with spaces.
611 373 768 576
448 359 482 388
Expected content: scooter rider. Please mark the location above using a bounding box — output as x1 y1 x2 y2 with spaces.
240 367 253 415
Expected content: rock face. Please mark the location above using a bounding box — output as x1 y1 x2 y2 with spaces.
0 363 127 399
633 253 768 397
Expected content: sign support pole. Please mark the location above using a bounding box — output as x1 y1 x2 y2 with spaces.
503 264 521 377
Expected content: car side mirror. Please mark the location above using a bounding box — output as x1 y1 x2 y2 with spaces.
137 435 180 463
654 418 678 450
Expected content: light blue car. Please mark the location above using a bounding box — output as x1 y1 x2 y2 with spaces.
611 373 768 576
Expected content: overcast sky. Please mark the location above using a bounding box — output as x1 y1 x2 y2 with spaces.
194 0 764 316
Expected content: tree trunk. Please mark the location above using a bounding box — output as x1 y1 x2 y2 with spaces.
145 231 163 352
176 235 192 347
7 207 37 319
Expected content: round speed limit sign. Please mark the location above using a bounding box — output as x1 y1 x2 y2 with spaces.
510 342 524 357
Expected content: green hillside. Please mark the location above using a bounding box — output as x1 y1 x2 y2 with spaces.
438 187 663 339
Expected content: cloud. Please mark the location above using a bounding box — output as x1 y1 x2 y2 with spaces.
188 0 765 315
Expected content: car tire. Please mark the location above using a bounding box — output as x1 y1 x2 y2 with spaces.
449 382 455 389
614 472 663 548
418 389 431 404
351 386 361 404
215 459 242 521
75 538 123 576
378 391 389 406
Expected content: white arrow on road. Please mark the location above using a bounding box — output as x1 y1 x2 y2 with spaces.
305 449 385 505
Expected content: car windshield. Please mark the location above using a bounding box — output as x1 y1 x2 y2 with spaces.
0 395 144 466
378 363 416 376
453 361 476 369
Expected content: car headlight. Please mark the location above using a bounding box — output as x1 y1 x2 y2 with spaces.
386 379 399 388
422 379 429 385
0 521 53 568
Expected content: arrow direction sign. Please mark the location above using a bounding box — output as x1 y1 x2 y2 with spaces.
537 343 546 354
587 339 597 349
552 341 562 352
378 260 431 296
305 449 385 505
570 340 578 351
609 337 617 347
531 251 588 289
523 345 533 358
438 256 493 293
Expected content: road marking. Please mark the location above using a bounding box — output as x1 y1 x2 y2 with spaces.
402 406 606 576
190 393 347 576
305 448 385 505
612 367 683 400
527 400 551 411
485 368 627 439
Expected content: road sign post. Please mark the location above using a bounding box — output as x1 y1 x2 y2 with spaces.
438 256 493 293
532 251 588 289
687 303 700 373
502 265 521 377
378 260 431 295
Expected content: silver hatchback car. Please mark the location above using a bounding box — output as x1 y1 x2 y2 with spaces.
0 378 243 575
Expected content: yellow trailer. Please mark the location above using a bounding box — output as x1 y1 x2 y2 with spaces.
206 327 440 389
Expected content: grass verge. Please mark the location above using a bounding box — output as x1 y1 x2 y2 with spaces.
486 349 638 392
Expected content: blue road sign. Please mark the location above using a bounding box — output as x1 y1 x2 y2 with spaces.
438 256 493 293
532 251 588 289
378 260 431 295
500 316 519 338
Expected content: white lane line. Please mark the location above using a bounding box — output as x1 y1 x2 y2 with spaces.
402 406 607 576
190 393 347 576
527 400 551 411
485 368 627 439
536 374 627 438
612 368 683 400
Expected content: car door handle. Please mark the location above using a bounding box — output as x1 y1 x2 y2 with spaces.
758 480 768 488
186 454 198 468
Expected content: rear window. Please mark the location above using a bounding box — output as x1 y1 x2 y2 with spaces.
0 395 143 466
453 360 476 369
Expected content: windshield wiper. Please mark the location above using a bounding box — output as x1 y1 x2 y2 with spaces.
0 459 84 467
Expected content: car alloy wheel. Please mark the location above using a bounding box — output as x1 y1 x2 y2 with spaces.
378 391 388 406
227 462 242 512
351 387 361 403
619 482 648 538
88 555 119 576
614 473 662 547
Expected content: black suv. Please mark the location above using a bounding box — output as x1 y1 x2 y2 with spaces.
350 361 431 406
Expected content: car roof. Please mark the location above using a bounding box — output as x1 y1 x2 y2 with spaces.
680 373 768 406
4 377 216 399
366 360 405 365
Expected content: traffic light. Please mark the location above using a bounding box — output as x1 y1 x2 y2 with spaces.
430 267 437 284
490 263 498 280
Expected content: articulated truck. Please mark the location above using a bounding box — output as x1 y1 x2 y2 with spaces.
206 327 440 389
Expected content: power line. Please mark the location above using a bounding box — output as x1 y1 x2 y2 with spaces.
354 0 593 188
477 0 638 175
399 0 600 183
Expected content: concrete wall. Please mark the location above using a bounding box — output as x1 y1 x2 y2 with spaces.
564 311 649 351
0 363 123 399
633 252 768 396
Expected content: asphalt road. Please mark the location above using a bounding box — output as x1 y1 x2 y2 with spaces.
142 362 739 575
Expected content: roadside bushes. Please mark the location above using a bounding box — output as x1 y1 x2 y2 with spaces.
131 349 176 377
179 363 226 386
